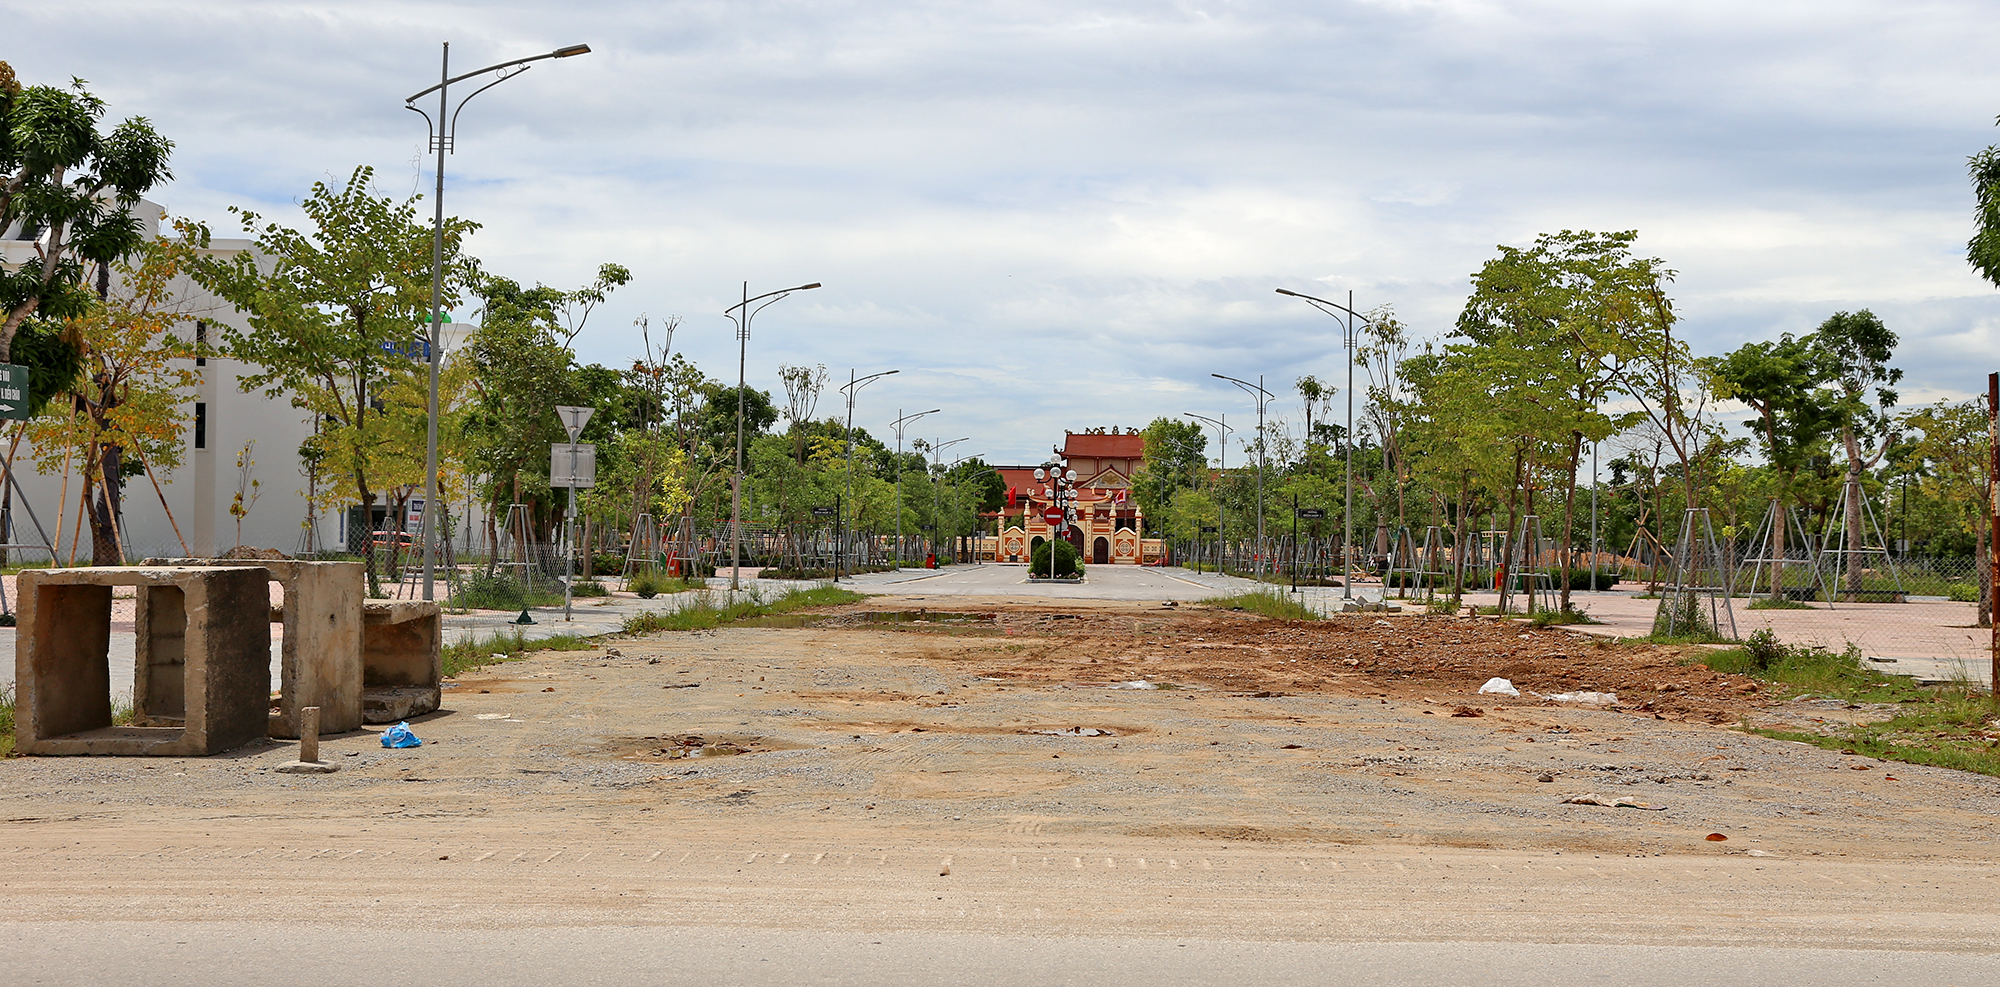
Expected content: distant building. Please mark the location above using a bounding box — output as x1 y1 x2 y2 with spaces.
0 200 487 561
986 428 1164 565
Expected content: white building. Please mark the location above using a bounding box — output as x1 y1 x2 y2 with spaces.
0 200 486 562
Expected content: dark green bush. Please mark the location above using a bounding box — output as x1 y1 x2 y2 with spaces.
1029 538 1083 578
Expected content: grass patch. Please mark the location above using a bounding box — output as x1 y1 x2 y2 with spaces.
1526 607 1600 627
1754 689 2000 778
1700 629 1924 703
447 572 565 612
442 629 596 678
1198 590 1321 621
622 584 868 634
1745 596 1816 610
0 685 12 757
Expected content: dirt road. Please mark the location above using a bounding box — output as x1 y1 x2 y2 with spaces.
5 595 2000 956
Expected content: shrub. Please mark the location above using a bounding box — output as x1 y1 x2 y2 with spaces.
626 570 662 599
1198 590 1319 620
450 572 527 611
1029 538 1083 578
1948 582 1980 603
569 580 608 598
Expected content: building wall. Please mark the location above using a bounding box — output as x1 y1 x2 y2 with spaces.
1 200 493 561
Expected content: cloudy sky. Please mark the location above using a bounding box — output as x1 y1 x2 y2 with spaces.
12 0 2000 464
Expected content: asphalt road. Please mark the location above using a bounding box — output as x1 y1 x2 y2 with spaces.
4 922 1991 986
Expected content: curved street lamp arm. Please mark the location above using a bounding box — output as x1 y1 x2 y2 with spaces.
724 282 822 318
1184 412 1231 433
891 408 941 433
445 67 533 143
839 369 898 395
1274 287 1373 323
406 45 592 103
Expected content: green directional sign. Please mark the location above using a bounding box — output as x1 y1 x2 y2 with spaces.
0 364 28 421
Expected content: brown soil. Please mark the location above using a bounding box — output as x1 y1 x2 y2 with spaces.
7 595 2000 947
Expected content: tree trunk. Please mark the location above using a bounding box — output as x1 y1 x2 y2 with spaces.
89 441 124 565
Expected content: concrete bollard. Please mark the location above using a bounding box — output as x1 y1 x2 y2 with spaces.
275 704 337 775
299 706 321 763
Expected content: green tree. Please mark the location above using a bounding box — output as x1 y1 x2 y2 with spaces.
1707 333 1839 598
1131 416 1206 535
0 62 174 379
1811 310 1901 593
38 231 207 562
193 165 476 590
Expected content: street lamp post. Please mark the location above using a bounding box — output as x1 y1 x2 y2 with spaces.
1185 413 1230 574
1212 374 1272 578
889 408 939 566
930 437 970 562
406 41 592 602
1276 287 1373 602
836 369 897 580
723 281 822 592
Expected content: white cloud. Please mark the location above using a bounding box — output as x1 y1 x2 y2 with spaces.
9 0 2000 460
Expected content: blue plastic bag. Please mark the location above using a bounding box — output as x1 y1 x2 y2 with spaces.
380 721 422 748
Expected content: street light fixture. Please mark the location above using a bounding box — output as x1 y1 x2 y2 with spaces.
836 368 897 580
1212 373 1273 578
931 436 970 563
888 408 939 566
723 280 823 591
1185 412 1231 575
1275 287 1374 601
406 41 593 602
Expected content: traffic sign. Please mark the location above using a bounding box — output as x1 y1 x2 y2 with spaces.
810 506 835 517
550 442 596 487
1041 506 1063 526
1295 507 1327 520
554 405 595 444
0 364 28 421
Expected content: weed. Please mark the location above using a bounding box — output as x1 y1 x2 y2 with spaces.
622 584 867 634
448 572 563 612
1754 690 2000 778
441 629 596 678
626 570 663 599
1527 606 1599 627
0 685 12 757
1197 590 1320 621
569 580 609 598
1704 634 1921 704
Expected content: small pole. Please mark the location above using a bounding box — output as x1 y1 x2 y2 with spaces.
1988 371 1997 697
299 706 321 764
1291 493 1299 594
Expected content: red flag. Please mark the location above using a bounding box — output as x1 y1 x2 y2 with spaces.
1006 487 1016 508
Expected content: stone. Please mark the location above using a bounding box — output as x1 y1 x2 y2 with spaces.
273 760 339 774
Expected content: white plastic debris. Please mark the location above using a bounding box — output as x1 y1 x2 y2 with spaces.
1545 691 1619 705
1110 680 1159 690
1478 677 1520 697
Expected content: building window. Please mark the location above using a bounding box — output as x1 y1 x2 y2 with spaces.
194 321 207 366
194 402 207 449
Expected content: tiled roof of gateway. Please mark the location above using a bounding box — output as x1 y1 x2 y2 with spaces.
1062 432 1145 459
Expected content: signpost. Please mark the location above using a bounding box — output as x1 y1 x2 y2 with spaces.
0 364 28 421
553 405 595 621
0 363 53 615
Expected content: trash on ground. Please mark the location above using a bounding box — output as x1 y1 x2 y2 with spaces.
1560 793 1666 810
1025 727 1116 737
380 722 422 748
1109 680 1160 690
1543 691 1619 705
1478 677 1520 696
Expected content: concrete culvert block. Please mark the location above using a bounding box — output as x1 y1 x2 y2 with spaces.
16 566 272 756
